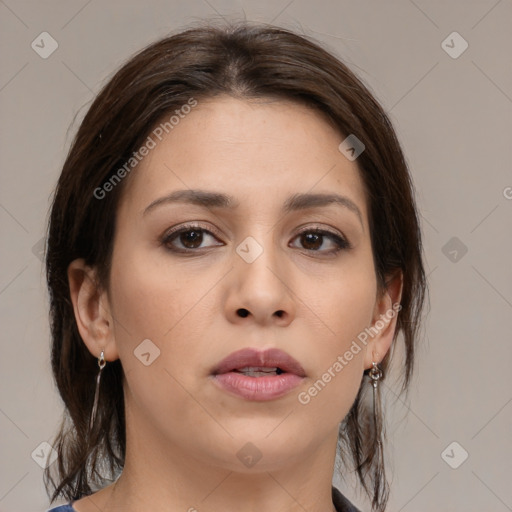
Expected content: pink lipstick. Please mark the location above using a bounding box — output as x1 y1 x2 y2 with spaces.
211 347 305 401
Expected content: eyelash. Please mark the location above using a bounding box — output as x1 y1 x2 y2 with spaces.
161 223 351 256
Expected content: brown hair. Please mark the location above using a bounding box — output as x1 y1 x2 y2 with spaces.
44 20 427 512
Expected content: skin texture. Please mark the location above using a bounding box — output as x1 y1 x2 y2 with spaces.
68 96 402 512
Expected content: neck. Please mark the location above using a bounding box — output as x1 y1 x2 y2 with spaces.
106 413 339 512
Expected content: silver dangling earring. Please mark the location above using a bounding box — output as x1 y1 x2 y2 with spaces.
369 360 383 399
369 359 383 443
369 358 386 501
89 350 106 432
73 351 106 500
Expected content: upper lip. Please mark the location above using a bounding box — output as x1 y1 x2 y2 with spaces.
211 347 306 377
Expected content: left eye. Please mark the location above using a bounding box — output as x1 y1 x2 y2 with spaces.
290 229 350 253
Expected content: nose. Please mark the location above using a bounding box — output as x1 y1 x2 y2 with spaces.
223 237 296 327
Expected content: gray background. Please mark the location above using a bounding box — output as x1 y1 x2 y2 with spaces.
1 1 511 511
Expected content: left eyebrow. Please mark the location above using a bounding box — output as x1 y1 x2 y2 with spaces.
142 189 363 228
283 192 363 228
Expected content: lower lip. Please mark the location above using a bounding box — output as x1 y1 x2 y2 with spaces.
212 372 304 401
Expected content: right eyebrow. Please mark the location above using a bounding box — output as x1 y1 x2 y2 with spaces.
143 189 238 216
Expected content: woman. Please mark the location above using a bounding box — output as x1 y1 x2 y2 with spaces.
44 21 427 512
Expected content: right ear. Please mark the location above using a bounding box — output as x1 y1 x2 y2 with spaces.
67 258 119 362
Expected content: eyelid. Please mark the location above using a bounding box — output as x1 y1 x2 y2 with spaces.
162 222 222 240
295 223 344 238
160 221 352 253
295 223 351 246
162 222 347 240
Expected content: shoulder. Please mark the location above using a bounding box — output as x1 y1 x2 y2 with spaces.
332 486 362 512
46 503 76 512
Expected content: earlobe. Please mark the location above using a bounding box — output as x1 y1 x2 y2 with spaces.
363 271 403 369
67 258 119 362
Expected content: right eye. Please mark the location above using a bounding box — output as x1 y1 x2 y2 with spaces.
161 224 224 253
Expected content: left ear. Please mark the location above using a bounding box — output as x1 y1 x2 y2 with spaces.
363 270 403 370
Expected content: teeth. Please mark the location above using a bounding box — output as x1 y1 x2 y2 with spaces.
236 366 283 377
239 366 278 372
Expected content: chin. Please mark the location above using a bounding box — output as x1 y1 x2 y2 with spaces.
192 426 317 472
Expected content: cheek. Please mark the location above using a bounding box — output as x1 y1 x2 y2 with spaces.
108 245 221 391
296 254 376 347
295 302 370 427
296 360 363 431
293 263 376 418
108 245 201 340
107 248 192 376
108 250 208 432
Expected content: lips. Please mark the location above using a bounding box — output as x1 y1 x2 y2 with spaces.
211 347 306 377
211 347 306 401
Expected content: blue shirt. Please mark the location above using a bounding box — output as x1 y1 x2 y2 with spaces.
46 486 361 512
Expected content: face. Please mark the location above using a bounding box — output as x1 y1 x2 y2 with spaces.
100 96 389 472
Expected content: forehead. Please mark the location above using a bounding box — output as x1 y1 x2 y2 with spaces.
119 96 368 222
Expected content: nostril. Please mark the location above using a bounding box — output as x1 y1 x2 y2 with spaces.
237 308 249 317
275 310 284 318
